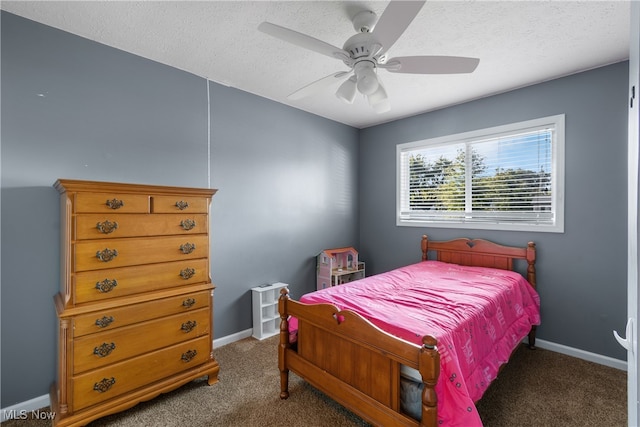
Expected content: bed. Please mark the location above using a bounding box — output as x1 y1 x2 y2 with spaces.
277 235 540 427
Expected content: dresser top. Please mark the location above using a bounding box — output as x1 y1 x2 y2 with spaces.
54 179 218 197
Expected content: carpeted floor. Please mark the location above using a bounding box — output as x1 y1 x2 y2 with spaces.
2 335 626 426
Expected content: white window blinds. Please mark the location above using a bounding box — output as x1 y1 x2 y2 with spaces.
397 115 564 232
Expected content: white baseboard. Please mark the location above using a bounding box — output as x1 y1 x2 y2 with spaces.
0 334 626 422
533 338 627 371
213 328 253 348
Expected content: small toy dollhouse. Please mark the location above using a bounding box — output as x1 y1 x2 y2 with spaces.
316 247 365 290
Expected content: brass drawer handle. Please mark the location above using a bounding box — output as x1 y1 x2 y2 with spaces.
181 349 197 362
96 220 118 234
181 320 197 333
93 377 116 393
95 316 114 328
95 278 117 293
93 342 116 357
180 219 196 231
180 268 195 280
179 243 196 254
96 248 118 262
182 298 196 308
175 200 189 210
106 199 124 210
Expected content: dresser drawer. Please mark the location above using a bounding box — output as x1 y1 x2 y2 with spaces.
72 336 210 411
74 193 150 213
151 196 209 213
74 235 209 272
73 290 211 337
74 258 209 304
75 214 209 240
73 308 210 374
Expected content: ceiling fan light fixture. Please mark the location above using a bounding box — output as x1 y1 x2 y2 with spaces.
336 76 357 104
368 83 387 104
368 83 390 113
354 62 379 96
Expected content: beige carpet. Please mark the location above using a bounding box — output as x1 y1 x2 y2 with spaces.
2 335 626 426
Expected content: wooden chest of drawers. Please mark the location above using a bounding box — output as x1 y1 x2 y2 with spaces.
50 180 219 427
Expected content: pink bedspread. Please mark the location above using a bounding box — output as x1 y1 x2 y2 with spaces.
289 260 540 427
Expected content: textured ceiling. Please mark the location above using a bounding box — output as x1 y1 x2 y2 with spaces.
1 1 631 128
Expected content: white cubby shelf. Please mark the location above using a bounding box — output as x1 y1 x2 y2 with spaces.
251 282 288 340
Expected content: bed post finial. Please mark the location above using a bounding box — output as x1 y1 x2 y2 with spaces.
419 335 439 426
421 235 429 261
526 241 536 290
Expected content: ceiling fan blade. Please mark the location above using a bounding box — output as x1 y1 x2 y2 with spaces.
288 71 351 100
382 56 480 74
371 1 426 55
258 22 349 61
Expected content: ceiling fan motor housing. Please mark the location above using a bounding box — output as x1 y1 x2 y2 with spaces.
342 33 382 63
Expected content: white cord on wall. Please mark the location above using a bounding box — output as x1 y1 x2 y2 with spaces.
207 79 212 189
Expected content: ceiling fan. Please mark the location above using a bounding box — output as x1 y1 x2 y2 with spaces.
258 1 479 113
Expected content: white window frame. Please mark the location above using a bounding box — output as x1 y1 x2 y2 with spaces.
396 114 565 233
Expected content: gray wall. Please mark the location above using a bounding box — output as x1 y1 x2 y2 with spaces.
208 85 359 337
359 62 629 360
0 12 358 407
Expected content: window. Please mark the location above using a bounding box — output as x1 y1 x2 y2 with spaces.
397 115 564 232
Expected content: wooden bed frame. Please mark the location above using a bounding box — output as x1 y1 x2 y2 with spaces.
278 235 537 427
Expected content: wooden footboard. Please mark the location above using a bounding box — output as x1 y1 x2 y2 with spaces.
278 288 440 427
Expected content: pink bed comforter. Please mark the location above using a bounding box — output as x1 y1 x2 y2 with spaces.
289 260 541 427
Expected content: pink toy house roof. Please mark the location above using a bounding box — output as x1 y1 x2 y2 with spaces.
322 247 357 257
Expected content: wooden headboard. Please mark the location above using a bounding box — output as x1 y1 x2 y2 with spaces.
421 234 536 289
